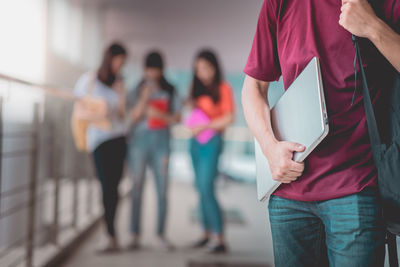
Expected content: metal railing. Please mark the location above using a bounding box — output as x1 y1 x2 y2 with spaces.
0 75 99 267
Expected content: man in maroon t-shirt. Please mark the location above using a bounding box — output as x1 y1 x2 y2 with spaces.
242 0 400 266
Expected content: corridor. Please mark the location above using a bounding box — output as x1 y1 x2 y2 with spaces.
1 1 400 267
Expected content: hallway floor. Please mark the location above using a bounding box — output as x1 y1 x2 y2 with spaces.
61 180 274 267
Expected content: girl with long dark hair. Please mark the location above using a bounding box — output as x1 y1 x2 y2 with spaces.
187 49 234 253
74 43 127 253
127 51 181 251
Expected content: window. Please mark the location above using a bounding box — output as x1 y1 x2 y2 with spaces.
0 0 46 82
49 0 83 64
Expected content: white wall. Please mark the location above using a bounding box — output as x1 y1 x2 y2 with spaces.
102 0 263 73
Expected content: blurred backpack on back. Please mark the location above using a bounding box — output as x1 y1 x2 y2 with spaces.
354 0 400 235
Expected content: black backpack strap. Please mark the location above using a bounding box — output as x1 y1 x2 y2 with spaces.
353 36 382 146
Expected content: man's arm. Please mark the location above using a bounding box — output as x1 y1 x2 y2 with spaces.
242 76 275 153
340 0 400 72
241 75 305 183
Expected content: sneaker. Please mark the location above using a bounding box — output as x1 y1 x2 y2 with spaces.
191 238 210 249
207 243 227 254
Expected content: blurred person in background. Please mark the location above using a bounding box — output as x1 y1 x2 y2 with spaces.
74 43 127 253
186 50 234 254
127 51 181 251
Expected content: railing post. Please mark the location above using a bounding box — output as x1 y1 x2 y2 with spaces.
68 102 79 229
72 174 78 228
0 97 3 214
87 175 94 217
50 123 60 246
26 102 40 267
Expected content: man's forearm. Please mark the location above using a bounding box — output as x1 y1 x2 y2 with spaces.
368 18 400 73
241 76 277 150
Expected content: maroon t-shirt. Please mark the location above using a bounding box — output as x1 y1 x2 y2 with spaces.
244 0 400 201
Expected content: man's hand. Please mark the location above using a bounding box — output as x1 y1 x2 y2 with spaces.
339 0 380 39
264 141 306 184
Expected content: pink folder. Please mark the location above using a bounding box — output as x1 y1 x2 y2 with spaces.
184 108 216 144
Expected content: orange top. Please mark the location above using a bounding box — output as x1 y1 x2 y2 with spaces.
196 82 235 119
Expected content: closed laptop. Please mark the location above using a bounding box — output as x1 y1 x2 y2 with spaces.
255 57 329 201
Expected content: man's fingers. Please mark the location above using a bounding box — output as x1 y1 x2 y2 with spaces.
273 171 301 181
285 142 306 153
284 171 302 179
287 170 303 178
280 177 299 184
289 161 305 173
278 168 302 178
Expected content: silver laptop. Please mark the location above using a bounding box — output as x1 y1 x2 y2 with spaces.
255 57 329 201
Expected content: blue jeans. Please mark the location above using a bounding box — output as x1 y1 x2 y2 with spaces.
128 128 170 237
268 189 385 267
190 135 224 234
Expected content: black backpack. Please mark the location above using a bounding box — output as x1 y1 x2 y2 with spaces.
353 1 400 235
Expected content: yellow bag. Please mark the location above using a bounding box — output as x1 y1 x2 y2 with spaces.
71 110 88 152
71 76 111 152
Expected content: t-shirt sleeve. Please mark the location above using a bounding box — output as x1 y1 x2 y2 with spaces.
244 0 281 82
73 73 90 98
384 1 400 32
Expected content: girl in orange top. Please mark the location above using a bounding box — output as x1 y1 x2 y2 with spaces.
187 50 234 253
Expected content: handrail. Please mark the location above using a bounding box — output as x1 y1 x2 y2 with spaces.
0 73 76 101
0 73 99 267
